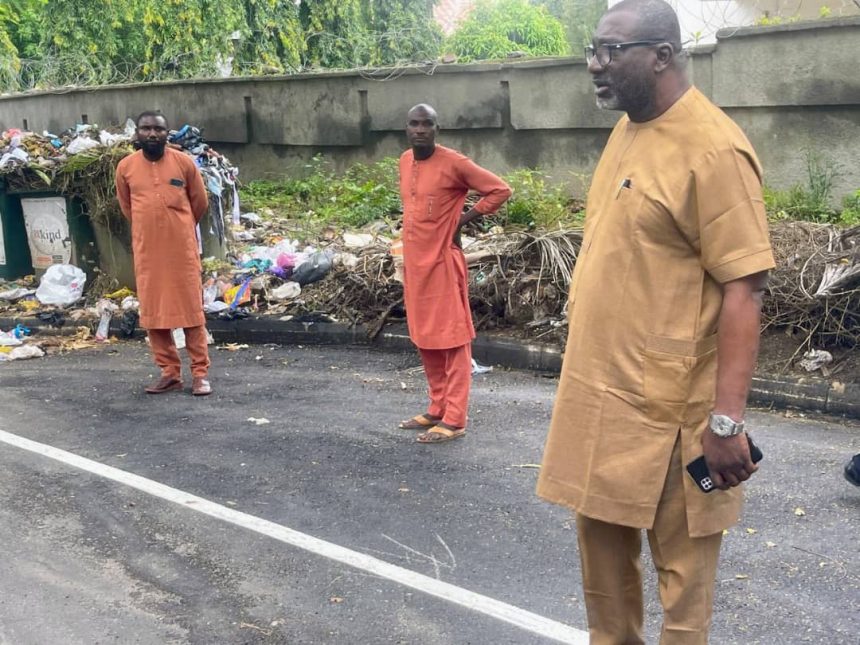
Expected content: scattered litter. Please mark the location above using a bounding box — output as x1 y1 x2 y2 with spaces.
0 287 35 300
219 343 250 351
247 417 270 425
343 232 374 248
472 358 493 374
106 287 136 301
95 299 119 342
291 250 334 286
37 311 66 327
6 344 44 361
271 282 301 301
512 464 542 469
798 349 833 372
35 264 86 306
119 310 139 337
794 507 806 517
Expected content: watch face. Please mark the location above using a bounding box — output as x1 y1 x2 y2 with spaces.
710 414 742 436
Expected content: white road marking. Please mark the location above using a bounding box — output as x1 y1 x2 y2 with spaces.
0 429 588 644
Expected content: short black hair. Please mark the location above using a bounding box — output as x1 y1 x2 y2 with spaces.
607 0 682 51
136 111 168 128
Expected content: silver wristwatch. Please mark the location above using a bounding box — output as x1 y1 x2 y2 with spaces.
708 413 745 437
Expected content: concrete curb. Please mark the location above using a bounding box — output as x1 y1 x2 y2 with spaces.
2 315 858 419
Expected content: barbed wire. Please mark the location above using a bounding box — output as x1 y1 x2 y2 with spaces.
2 4 857 95
0 27 446 95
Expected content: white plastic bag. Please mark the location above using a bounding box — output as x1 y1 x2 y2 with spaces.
8 344 44 361
36 264 87 306
66 136 100 154
271 281 301 301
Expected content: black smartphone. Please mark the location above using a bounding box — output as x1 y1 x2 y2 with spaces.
686 435 763 493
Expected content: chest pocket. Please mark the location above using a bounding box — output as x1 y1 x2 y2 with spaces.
162 184 189 211
413 193 440 223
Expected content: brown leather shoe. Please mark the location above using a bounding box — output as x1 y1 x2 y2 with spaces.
145 376 183 394
192 377 212 396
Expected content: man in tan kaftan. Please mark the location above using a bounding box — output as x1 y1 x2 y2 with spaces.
115 111 213 396
536 2 775 643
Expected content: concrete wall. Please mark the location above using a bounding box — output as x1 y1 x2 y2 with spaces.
1 17 858 206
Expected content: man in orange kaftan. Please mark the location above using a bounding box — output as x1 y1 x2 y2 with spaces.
397 104 511 443
115 111 213 396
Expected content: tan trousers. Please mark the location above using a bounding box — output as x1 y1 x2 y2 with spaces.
576 439 723 645
148 326 210 379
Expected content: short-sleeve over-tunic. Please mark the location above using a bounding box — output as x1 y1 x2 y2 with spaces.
537 88 776 537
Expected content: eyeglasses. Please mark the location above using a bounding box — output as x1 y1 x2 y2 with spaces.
584 40 666 67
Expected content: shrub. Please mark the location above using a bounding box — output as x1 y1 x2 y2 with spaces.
444 0 569 63
498 169 583 229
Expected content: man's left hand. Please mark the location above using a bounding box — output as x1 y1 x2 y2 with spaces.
702 431 757 490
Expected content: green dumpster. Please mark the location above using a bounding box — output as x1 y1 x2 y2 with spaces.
0 179 33 280
1 183 99 283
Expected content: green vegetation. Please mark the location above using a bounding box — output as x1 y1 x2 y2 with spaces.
499 169 584 229
764 151 857 226
241 153 858 235
538 0 605 50
0 0 441 92
240 156 402 231
239 157 586 233
841 190 860 227
444 0 569 63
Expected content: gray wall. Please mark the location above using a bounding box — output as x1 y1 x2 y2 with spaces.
2 17 858 204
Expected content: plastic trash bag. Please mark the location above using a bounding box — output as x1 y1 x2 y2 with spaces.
36 264 87 306
292 251 333 286
95 299 118 342
8 344 44 361
271 281 301 301
472 359 493 375
66 136 100 154
119 310 139 338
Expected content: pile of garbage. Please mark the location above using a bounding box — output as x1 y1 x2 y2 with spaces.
0 121 136 173
0 120 238 238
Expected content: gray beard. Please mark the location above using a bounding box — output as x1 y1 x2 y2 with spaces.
596 96 623 110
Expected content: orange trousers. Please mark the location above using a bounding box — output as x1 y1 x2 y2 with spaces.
148 326 210 379
576 437 723 645
418 344 472 428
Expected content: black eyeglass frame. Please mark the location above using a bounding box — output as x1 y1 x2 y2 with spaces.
584 40 668 67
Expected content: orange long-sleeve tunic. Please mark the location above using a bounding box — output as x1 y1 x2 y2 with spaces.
115 148 209 329
399 145 512 349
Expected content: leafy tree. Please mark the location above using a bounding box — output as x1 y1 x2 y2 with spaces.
38 0 145 85
300 0 440 68
236 0 305 73
362 0 441 65
3 0 45 59
444 0 570 63
538 0 605 50
141 0 245 79
1 0 47 91
299 0 368 68
1 0 446 92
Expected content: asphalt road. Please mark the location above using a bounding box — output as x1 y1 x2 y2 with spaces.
0 340 857 644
